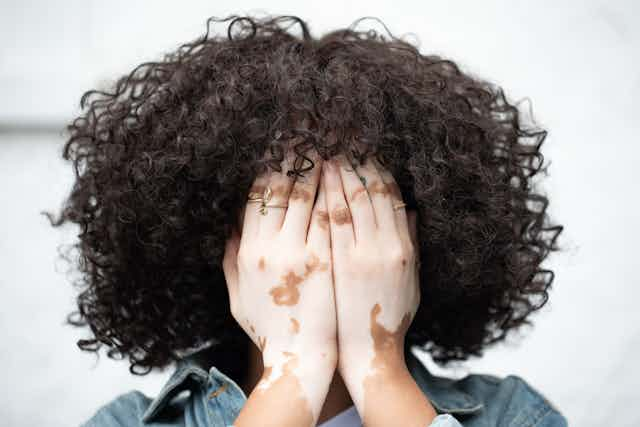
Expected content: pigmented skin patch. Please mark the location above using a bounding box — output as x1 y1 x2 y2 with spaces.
269 253 329 306
269 271 304 305
367 180 390 197
237 352 314 427
362 303 418 427
290 185 312 202
270 183 292 200
316 210 329 230
258 257 266 270
331 207 352 225
349 186 368 203
385 181 402 201
290 317 300 334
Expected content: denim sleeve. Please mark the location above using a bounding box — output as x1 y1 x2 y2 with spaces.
80 391 150 427
429 414 463 426
536 409 568 427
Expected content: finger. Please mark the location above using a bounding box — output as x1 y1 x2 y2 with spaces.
334 154 376 244
407 209 421 274
360 156 396 236
282 150 324 240
237 204 246 235
374 159 410 247
242 172 269 239
258 148 297 237
322 157 355 255
306 174 330 254
407 210 418 254
222 226 241 312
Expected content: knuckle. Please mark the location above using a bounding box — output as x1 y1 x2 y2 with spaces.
349 187 369 204
387 244 407 268
352 250 371 268
269 182 292 203
329 206 352 225
313 209 330 229
372 180 392 199
289 182 314 203
271 250 301 270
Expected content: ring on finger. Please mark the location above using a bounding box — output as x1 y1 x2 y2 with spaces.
247 185 289 215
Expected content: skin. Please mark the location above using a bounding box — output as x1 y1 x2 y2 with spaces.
223 136 437 425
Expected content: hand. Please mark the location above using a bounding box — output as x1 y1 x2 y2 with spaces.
321 153 437 427
223 149 337 427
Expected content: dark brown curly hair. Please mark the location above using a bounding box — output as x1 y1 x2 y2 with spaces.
43 14 564 377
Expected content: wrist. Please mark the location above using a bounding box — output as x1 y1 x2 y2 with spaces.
251 350 336 425
237 349 337 427
262 348 337 385
339 353 408 392
339 354 437 427
339 341 406 375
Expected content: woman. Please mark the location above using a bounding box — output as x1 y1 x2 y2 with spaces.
46 14 566 426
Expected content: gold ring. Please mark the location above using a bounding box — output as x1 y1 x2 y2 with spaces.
257 203 288 215
393 202 407 210
246 186 289 215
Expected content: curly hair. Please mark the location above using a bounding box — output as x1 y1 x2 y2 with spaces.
43 14 564 376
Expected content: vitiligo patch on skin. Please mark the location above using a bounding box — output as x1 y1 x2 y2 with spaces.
367 303 411 364
289 317 300 334
362 303 418 426
240 352 314 427
246 351 313 427
268 253 329 306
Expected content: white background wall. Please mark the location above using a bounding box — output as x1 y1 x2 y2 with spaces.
1 1 638 426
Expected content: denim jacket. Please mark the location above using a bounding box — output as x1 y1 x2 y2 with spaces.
81 346 567 427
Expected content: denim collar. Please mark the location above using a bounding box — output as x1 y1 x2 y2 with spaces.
142 345 483 423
